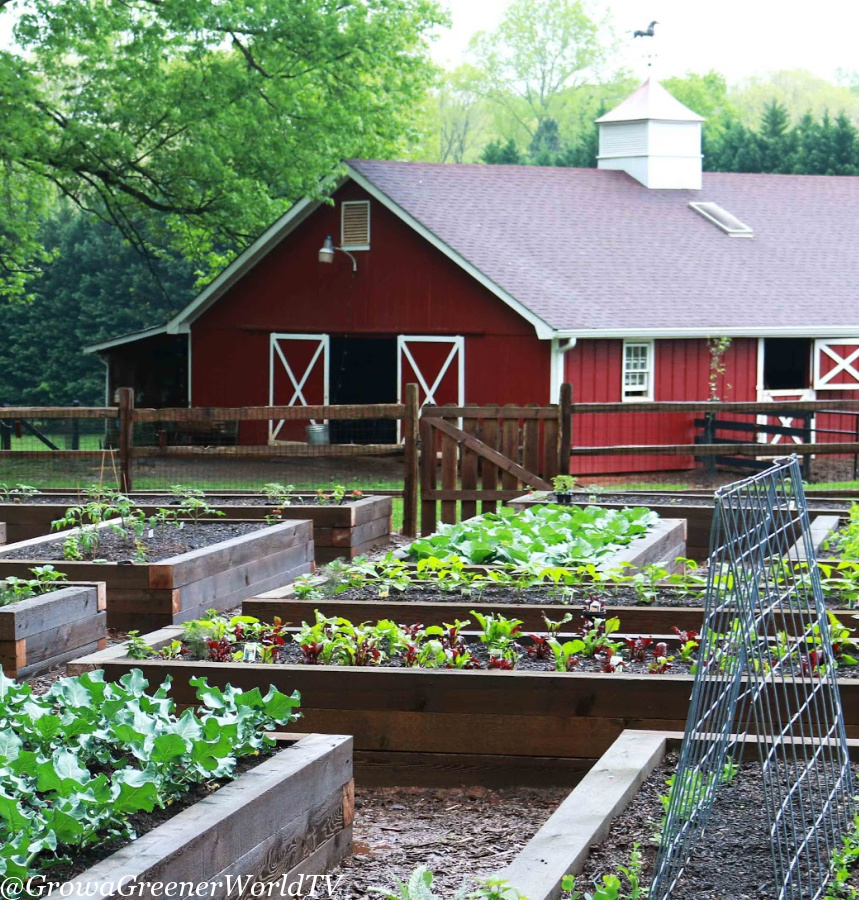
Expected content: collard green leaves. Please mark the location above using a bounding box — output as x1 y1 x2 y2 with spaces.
408 505 658 567
0 668 300 879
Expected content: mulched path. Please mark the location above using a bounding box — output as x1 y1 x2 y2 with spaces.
577 754 858 899
0 520 266 563
331 785 569 898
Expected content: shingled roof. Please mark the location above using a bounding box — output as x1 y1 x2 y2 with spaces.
347 159 859 337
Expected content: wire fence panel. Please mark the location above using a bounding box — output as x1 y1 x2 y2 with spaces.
650 456 855 900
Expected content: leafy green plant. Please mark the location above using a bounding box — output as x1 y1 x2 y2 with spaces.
0 565 68 607
563 843 643 899
826 813 859 899
548 638 585 672
0 483 41 503
261 482 296 506
0 667 300 880
613 562 669 605
315 484 361 505
825 505 859 559
408 506 658 568
370 866 468 900
169 485 225 529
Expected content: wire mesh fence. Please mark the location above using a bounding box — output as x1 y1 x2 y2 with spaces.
0 400 413 535
650 456 855 900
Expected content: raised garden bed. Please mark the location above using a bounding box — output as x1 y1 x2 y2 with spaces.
508 492 849 561
499 729 859 900
406 504 685 573
0 491 391 563
0 581 106 679
0 519 313 631
244 588 709 635
0 662 353 897
69 732 354 899
68 624 859 784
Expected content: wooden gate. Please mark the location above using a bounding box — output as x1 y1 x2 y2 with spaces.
419 386 572 534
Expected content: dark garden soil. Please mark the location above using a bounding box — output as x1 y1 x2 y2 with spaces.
576 754 859 900
330 784 570 898
0 521 266 563
308 583 857 611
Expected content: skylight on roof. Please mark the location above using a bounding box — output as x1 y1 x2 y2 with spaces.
689 201 753 238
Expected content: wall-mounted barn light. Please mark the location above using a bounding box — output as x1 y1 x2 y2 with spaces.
318 235 357 273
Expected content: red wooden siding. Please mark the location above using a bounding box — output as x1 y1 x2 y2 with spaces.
190 181 552 443
565 338 758 475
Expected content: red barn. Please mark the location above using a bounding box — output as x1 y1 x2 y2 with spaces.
89 80 859 473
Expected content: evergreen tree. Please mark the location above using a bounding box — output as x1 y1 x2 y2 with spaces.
0 208 196 405
480 138 524 164
528 118 563 165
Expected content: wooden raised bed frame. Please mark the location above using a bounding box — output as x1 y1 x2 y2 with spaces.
508 493 848 562
69 630 859 786
0 493 392 564
68 733 353 900
0 582 106 679
496 729 859 900
0 520 313 632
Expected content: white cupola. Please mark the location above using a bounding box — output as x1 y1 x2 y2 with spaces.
596 78 704 189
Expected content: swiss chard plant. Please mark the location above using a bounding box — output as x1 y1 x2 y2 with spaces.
0 667 300 880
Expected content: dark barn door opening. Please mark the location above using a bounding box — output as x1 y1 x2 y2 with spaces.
763 338 812 390
329 337 397 444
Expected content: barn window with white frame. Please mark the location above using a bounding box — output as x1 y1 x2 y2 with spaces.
622 340 654 401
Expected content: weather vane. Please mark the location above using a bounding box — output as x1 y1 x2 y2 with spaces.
632 19 659 70
633 20 658 38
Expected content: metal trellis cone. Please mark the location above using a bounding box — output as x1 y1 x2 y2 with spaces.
649 456 855 900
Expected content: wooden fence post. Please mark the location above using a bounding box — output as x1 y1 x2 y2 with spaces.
402 383 419 537
71 400 80 450
559 382 573 477
118 387 134 493
0 404 9 451
704 410 717 476
420 405 438 536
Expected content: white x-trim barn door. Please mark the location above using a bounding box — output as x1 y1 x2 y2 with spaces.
814 339 859 390
269 333 329 441
397 336 465 409
756 388 816 447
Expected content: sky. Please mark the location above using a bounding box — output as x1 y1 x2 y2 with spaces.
1 1 856 87
431 0 859 86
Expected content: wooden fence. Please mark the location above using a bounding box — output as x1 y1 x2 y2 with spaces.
567 397 859 463
418 385 572 534
6 388 859 540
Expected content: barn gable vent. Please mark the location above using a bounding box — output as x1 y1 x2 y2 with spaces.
689 201 754 238
341 201 371 250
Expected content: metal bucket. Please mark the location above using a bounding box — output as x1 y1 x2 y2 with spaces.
306 424 329 445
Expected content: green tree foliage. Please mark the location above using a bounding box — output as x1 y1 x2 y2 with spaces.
416 65 491 163
468 0 611 140
705 102 859 175
0 0 445 296
730 69 859 126
480 139 525 165
0 208 196 404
